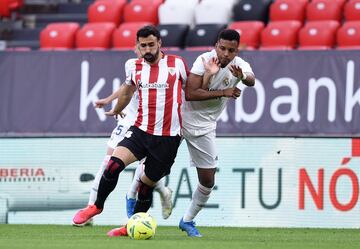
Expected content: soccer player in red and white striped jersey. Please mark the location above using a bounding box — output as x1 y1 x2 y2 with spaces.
73 26 188 236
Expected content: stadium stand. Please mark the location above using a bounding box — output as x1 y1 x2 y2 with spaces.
306 0 343 22
269 0 307 22
76 22 116 50
260 20 302 50
157 24 189 49
337 21 360 49
40 22 79 50
112 22 151 50
232 0 272 23
158 0 196 26
344 0 360 21
298 20 340 50
87 0 126 26
185 23 226 50
228 21 265 50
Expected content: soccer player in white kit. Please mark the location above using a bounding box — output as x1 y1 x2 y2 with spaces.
179 29 255 237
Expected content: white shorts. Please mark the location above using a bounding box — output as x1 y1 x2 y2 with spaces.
183 129 218 169
106 123 130 149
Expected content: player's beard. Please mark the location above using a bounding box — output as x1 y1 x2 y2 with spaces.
143 48 159 63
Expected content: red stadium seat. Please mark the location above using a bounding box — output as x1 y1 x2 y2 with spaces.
88 0 126 26
112 22 151 50
0 0 23 18
76 22 116 50
270 0 306 22
40 22 80 50
123 1 159 24
337 21 360 49
260 21 302 50
228 21 265 49
298 21 340 50
312 0 347 8
306 0 343 22
344 0 360 21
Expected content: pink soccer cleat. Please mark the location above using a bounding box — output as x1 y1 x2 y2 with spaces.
72 205 102 226
107 226 128 237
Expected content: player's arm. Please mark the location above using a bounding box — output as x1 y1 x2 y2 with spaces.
229 65 255 87
105 84 136 116
185 73 240 101
94 87 123 108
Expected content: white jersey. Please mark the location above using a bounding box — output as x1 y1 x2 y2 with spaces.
182 49 253 136
107 90 139 149
125 55 188 136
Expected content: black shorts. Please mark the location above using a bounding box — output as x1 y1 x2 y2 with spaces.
117 126 182 182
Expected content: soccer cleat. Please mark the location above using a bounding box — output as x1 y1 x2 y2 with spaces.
160 187 173 219
126 195 136 218
107 226 128 237
72 205 102 226
179 218 203 237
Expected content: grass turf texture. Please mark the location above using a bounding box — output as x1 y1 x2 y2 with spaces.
0 225 359 249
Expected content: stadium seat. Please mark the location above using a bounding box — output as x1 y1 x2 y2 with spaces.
40 22 80 50
306 0 343 21
312 0 347 8
123 1 159 24
158 1 196 25
157 24 189 49
337 21 360 49
269 0 306 22
260 21 302 50
185 24 226 49
344 0 360 21
76 22 116 50
0 0 23 18
88 0 126 26
298 21 340 50
233 0 272 23
228 21 265 50
194 0 234 24
112 22 151 50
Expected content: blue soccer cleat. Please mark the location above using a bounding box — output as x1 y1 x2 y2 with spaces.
125 195 136 218
179 218 203 237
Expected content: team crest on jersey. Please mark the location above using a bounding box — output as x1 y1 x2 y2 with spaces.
223 77 230 86
168 67 176 76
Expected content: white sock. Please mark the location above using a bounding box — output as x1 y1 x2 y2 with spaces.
127 162 144 199
154 177 168 198
88 155 111 205
183 183 213 222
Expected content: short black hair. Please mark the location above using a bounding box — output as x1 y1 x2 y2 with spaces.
136 25 161 41
217 29 240 44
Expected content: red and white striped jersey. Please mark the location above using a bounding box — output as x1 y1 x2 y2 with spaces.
124 54 188 136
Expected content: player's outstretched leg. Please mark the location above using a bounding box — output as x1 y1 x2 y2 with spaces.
179 218 202 237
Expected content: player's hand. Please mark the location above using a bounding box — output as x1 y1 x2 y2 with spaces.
222 87 241 99
202 57 220 75
94 98 110 108
105 109 126 119
229 65 244 80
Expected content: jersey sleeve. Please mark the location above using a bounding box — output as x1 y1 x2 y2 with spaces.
124 59 136 86
190 54 206 76
177 56 189 85
238 58 254 74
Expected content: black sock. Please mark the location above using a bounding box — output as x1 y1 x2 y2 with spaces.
95 156 125 209
133 180 154 213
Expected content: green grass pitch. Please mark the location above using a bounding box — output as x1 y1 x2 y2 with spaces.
0 225 359 249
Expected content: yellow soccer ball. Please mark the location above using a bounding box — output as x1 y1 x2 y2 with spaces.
127 212 157 240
